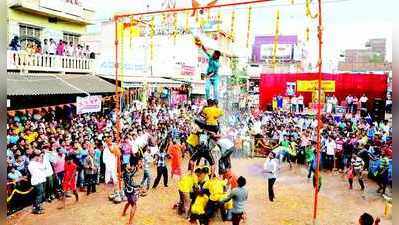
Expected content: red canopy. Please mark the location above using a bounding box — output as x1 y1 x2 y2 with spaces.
259 73 388 111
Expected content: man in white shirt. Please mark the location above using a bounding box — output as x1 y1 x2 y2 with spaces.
325 136 336 171
359 94 368 110
291 96 297 113
42 39 49 54
331 95 338 114
65 42 75 57
43 147 56 202
48 39 57 55
215 136 235 174
346 94 354 113
297 94 304 113
263 152 279 202
28 152 46 214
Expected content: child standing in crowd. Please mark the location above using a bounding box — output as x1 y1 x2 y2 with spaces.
60 155 79 209
122 165 141 225
152 147 169 188
84 148 97 195
140 147 152 191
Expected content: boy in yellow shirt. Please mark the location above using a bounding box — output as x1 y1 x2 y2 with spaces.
190 189 209 225
203 174 227 220
176 168 200 218
195 99 224 133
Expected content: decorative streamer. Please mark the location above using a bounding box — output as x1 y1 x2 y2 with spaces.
246 6 252 48
173 13 178 45
216 10 221 33
185 11 190 33
150 16 155 62
306 0 318 19
306 27 310 41
272 10 280 70
230 10 236 42
120 20 125 95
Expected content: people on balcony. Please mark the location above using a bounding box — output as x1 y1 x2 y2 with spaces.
8 36 95 61
9 36 21 51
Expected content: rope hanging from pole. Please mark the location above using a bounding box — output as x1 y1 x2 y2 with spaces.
306 0 318 19
246 6 252 48
272 9 280 70
313 0 323 223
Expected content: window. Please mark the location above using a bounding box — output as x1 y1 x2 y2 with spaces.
19 24 42 48
63 33 80 45
19 24 42 40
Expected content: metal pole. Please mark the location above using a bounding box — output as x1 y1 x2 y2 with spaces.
114 18 122 193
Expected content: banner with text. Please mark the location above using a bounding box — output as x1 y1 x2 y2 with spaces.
76 95 102 114
297 80 335 92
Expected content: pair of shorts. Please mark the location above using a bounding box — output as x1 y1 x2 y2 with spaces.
190 214 208 225
125 191 138 204
191 145 215 165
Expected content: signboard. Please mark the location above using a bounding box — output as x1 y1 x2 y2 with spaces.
181 65 195 76
40 0 83 16
297 80 335 92
260 44 293 60
7 99 10 108
76 95 102 114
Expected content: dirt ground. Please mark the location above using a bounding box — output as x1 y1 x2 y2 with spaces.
7 158 392 225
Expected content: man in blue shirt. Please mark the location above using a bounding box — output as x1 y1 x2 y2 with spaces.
198 40 221 100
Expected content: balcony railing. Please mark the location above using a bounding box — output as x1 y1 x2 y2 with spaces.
7 50 95 73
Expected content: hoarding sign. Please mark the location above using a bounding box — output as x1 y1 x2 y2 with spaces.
76 95 102 114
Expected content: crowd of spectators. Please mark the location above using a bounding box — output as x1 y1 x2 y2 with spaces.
248 110 392 195
6 94 392 217
9 36 95 59
6 98 199 214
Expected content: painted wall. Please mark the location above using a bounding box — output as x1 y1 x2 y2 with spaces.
8 9 86 42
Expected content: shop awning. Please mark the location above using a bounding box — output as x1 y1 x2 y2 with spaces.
167 78 205 95
7 73 116 96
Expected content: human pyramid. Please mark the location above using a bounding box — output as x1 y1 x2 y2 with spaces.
111 97 246 225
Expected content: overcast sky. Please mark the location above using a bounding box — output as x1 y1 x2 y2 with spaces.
92 0 393 70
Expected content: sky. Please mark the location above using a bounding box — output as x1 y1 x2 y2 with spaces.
91 0 394 70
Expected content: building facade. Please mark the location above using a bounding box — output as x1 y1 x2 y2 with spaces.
6 0 117 110
338 38 391 72
8 0 95 46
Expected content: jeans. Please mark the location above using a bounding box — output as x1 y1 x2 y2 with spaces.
268 178 276 202
45 175 55 200
33 183 45 211
308 163 315 179
56 172 64 195
85 173 97 195
326 155 334 171
77 168 85 188
141 170 151 190
152 166 168 188
205 76 220 100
